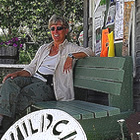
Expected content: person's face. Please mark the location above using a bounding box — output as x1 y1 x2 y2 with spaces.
50 21 69 45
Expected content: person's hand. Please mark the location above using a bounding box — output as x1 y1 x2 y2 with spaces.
63 57 73 74
2 72 19 83
2 70 30 83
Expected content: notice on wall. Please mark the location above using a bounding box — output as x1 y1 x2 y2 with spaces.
106 0 116 27
94 5 106 56
94 0 102 13
122 1 134 56
114 0 124 40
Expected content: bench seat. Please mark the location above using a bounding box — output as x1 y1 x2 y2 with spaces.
31 100 120 120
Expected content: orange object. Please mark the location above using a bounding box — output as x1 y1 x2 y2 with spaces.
100 28 109 57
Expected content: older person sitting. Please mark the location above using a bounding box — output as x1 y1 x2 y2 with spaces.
0 14 94 132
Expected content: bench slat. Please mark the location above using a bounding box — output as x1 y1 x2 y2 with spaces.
75 67 124 82
32 101 95 120
69 100 120 116
74 78 122 95
32 102 81 120
49 101 107 119
42 101 94 120
32 102 107 119
32 100 120 119
76 57 125 69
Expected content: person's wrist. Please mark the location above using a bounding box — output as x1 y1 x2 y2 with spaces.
68 53 75 59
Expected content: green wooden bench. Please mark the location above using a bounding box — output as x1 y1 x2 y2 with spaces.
29 56 133 140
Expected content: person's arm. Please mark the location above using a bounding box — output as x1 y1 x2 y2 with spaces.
63 52 91 73
70 52 88 59
2 70 31 83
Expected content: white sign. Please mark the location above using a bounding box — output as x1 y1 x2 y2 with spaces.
2 109 87 140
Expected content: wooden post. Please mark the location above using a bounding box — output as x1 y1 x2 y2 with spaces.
83 0 89 48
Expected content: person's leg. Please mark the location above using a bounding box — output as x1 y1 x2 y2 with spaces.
16 77 55 115
0 115 3 126
0 76 33 124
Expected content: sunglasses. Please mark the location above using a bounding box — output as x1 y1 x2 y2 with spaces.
50 26 65 31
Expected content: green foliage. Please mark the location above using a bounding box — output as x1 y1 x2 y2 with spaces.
100 0 106 5
0 0 83 43
19 49 36 64
18 42 39 64
0 0 84 64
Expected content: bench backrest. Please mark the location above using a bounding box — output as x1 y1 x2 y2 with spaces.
74 56 133 112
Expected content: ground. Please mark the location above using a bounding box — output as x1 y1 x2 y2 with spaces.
125 112 140 140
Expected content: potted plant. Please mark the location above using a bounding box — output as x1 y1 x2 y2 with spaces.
0 33 24 64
